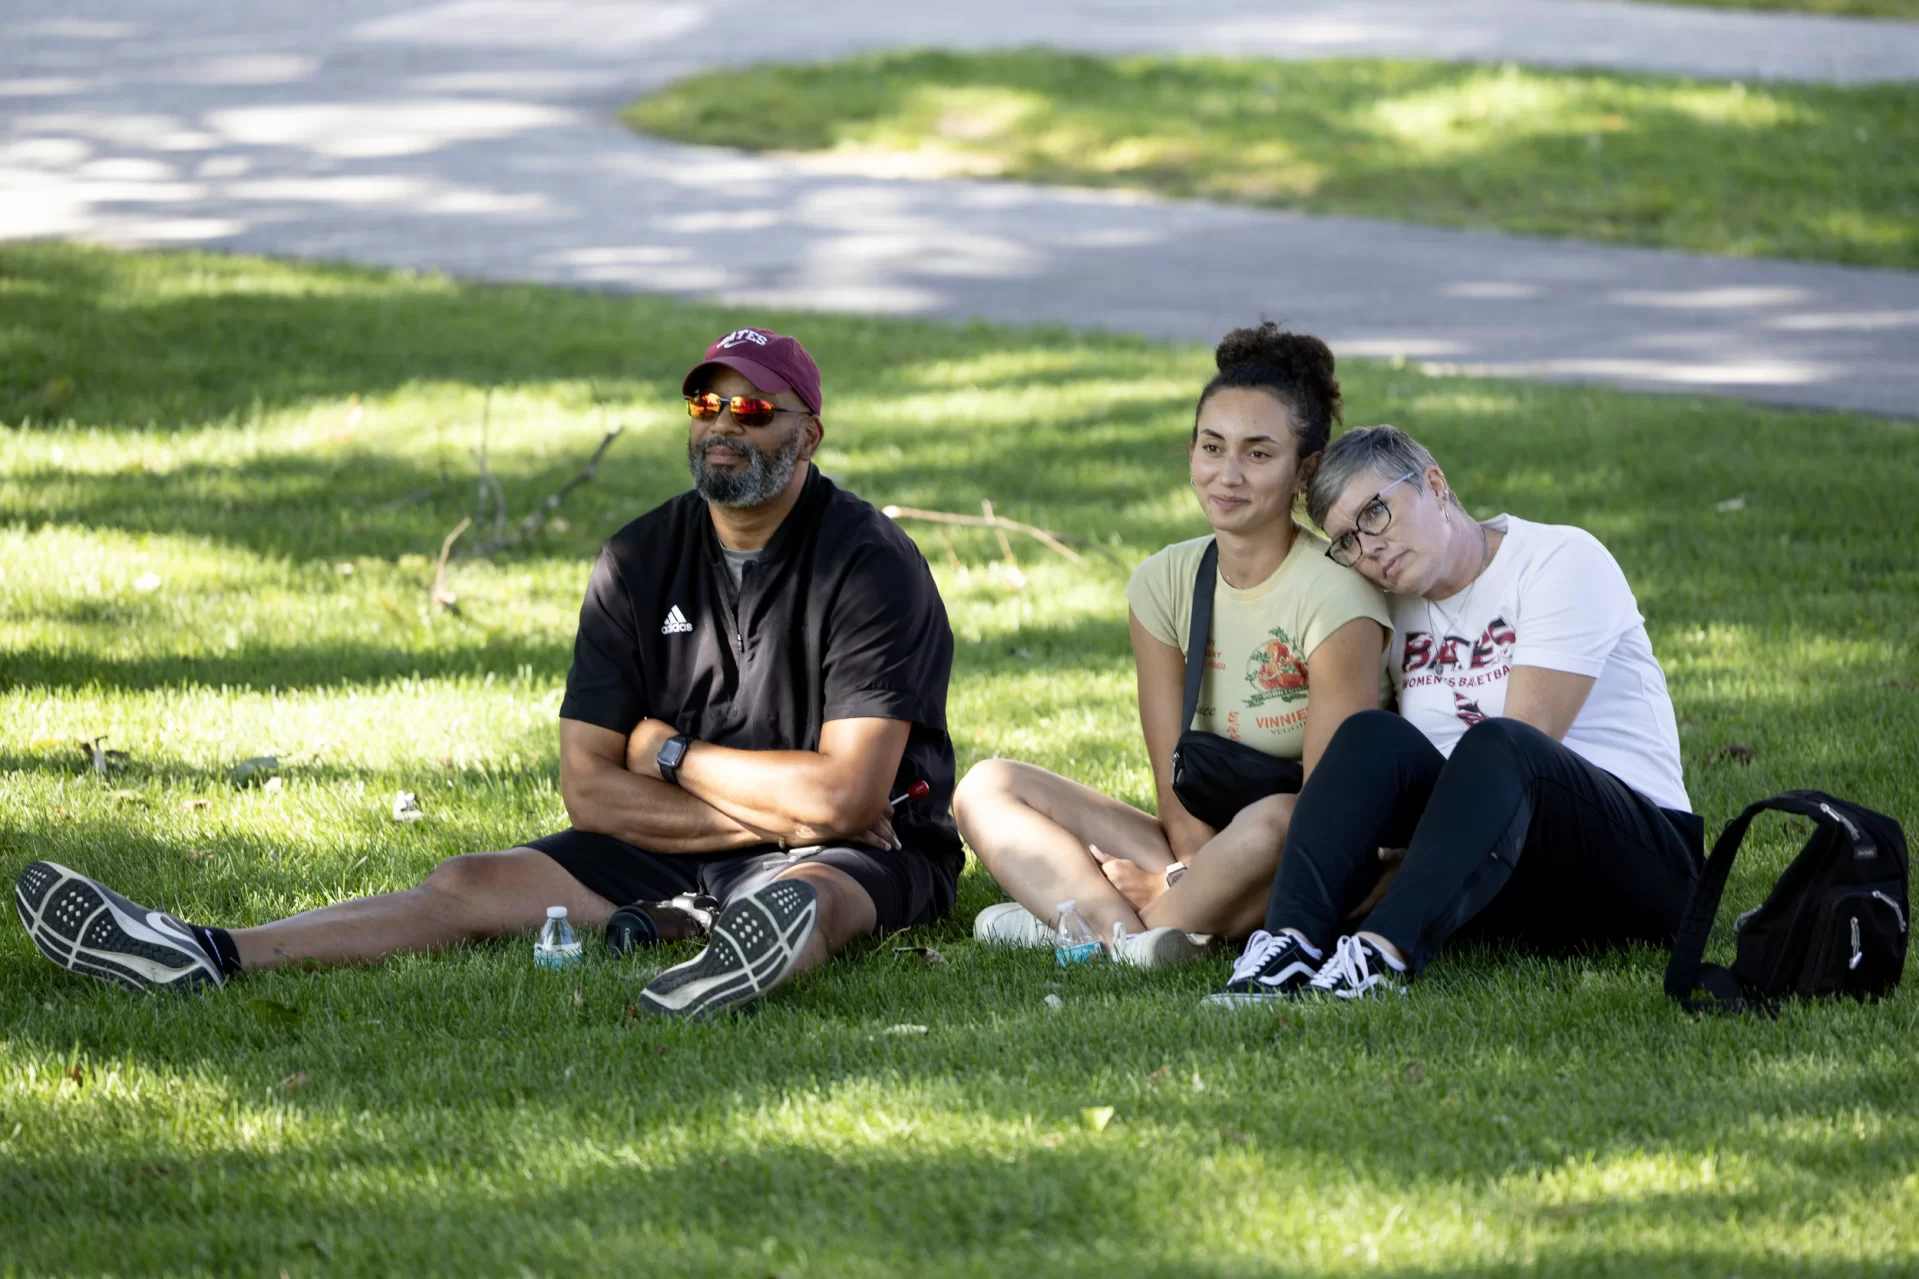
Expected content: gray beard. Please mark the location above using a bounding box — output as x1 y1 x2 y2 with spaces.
687 427 803 508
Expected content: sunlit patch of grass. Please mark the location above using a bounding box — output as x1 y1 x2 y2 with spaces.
1 243 1917 1274
626 51 1919 267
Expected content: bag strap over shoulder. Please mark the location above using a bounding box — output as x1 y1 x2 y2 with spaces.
1180 541 1219 736
1664 789 1853 1015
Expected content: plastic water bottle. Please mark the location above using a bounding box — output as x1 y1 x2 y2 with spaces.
1054 900 1103 967
534 905 582 968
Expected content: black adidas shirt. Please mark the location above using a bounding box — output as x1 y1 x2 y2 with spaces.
558 466 962 873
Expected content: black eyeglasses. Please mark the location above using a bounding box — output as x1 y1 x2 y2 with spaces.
1325 473 1419 568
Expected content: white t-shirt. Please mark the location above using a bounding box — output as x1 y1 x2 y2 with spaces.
1389 515 1690 813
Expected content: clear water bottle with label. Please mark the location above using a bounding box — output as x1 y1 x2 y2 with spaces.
534 905 582 968
1054 900 1103 967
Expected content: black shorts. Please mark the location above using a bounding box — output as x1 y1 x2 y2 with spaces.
523 829 956 934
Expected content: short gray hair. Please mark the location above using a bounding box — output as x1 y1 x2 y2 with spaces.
1305 424 1442 529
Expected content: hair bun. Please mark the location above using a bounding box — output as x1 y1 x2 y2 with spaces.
1215 322 1337 407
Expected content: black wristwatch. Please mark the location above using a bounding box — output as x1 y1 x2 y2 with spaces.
656 733 694 786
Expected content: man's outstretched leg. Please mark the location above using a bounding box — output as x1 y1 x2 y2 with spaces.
637 861 877 1019
15 848 613 994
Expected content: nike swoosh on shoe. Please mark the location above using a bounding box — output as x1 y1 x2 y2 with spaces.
14 861 222 994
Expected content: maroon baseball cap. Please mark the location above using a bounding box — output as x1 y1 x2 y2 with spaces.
682 327 822 415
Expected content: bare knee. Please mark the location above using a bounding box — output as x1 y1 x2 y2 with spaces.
418 851 559 925
421 853 498 902
1225 792 1296 850
953 757 1046 837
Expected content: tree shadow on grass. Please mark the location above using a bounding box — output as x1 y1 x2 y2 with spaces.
630 50 1919 268
0 631 575 695
0 242 1188 435
0 982 1910 1275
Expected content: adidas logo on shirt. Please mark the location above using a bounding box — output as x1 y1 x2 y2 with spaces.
661 605 693 635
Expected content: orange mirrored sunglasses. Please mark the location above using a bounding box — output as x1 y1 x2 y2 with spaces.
684 392 810 429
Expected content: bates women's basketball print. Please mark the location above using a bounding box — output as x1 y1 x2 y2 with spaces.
1244 628 1308 706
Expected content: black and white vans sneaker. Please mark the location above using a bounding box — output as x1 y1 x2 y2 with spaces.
1304 934 1407 1000
14 861 223 994
637 879 817 1019
1204 929 1324 1006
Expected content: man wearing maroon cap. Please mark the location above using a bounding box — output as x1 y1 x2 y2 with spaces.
17 328 964 1020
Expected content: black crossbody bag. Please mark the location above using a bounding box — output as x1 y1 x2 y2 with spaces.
1167 540 1305 831
1665 790 1908 1015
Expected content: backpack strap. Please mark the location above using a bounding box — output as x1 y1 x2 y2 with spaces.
1179 541 1219 736
1665 790 1847 1016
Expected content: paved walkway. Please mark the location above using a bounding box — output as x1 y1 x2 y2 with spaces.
5 0 1917 415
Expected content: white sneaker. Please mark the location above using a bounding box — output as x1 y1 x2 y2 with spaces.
973 901 1055 948
1112 925 1213 969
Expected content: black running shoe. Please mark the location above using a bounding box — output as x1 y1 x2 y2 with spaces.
1203 929 1322 1007
606 892 721 956
637 879 817 1019
14 861 223 994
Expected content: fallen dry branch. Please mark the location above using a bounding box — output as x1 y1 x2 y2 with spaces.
460 425 625 559
881 503 1084 564
430 517 471 610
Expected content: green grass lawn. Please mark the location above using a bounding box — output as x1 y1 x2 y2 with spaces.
625 51 1919 269
3 242 1917 1276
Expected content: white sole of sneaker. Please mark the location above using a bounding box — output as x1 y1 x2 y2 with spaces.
14 860 222 994
1115 925 1210 969
972 901 1054 949
637 879 817 1019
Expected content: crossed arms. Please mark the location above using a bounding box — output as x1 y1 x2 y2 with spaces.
558 716 912 854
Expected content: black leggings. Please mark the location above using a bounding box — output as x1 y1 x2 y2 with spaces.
1265 711 1704 974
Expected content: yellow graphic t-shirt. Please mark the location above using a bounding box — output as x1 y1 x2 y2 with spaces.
1126 529 1392 759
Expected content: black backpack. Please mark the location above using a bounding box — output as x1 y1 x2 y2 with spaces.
1666 790 1908 1015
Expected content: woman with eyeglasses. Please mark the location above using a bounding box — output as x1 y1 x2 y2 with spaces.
954 324 1392 967
1210 424 1704 1003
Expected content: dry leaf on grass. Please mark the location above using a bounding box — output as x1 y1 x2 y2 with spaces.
391 791 425 822
1147 1064 1173 1088
179 798 211 812
621 1005 639 1027
107 790 147 805
893 945 947 967
279 1072 311 1092
1403 1059 1426 1084
1717 744 1756 764
184 848 217 861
